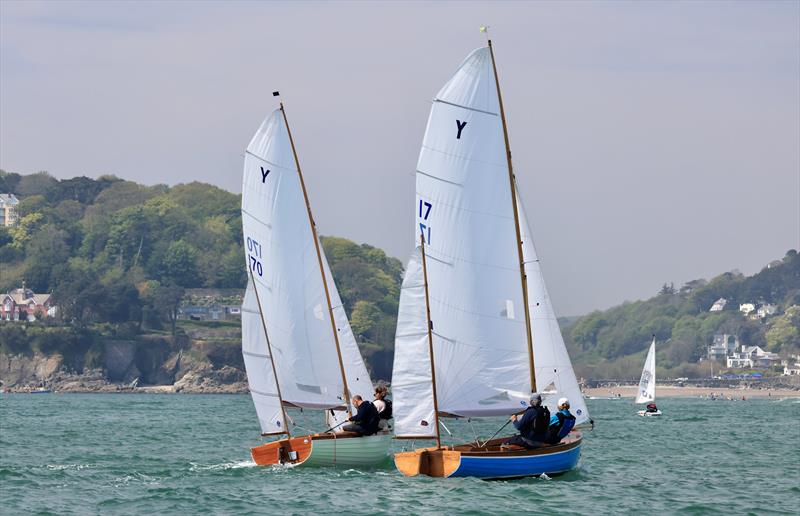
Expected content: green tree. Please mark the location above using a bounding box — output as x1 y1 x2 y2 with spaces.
162 240 200 287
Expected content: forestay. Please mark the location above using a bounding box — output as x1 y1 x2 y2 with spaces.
391 247 437 438
517 195 591 425
241 279 285 435
636 339 657 404
413 46 530 417
241 109 372 411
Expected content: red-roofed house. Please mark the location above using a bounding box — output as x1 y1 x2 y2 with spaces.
1 284 56 322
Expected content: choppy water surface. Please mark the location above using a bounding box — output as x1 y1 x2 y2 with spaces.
1 394 798 515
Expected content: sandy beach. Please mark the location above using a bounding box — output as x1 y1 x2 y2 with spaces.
584 385 800 399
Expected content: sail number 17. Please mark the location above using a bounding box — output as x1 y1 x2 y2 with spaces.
247 237 263 276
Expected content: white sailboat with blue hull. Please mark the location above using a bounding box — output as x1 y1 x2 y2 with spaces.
392 39 589 480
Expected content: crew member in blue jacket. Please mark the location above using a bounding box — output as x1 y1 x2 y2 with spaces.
342 395 380 436
504 394 550 449
545 397 576 444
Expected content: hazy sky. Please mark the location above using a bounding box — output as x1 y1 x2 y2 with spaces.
1 1 798 315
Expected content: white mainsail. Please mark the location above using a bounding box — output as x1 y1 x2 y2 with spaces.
241 279 286 435
517 194 591 425
241 108 374 416
392 247 437 438
412 46 531 417
636 338 657 404
392 45 589 429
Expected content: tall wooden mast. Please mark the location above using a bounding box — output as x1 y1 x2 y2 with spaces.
280 102 353 417
248 269 291 438
419 235 442 449
487 39 537 393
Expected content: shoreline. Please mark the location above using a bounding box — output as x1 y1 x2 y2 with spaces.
4 385 799 398
584 385 800 399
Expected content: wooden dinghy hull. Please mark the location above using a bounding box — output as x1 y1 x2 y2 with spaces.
395 433 582 480
252 432 391 467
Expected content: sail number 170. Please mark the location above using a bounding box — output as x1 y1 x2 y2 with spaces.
247 237 263 276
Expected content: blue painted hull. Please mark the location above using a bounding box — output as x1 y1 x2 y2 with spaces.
449 443 581 479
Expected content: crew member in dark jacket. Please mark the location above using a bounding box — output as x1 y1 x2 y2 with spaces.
503 394 550 449
342 395 380 436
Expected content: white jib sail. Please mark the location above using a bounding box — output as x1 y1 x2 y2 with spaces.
242 109 356 410
411 46 531 417
242 279 286 435
320 244 376 427
517 194 591 425
636 338 656 404
391 247 437 438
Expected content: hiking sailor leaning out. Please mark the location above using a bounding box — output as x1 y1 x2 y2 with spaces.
545 397 576 445
372 385 392 431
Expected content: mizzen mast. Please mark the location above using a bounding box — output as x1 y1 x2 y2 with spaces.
419 235 442 449
248 268 291 437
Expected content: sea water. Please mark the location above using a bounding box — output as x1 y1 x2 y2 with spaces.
1 394 798 515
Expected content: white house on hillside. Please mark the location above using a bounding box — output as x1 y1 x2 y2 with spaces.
709 298 727 312
739 303 755 316
756 304 777 319
708 334 739 360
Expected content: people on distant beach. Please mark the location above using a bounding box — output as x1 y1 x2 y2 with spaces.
545 397 576 445
373 385 392 430
503 394 550 449
645 403 659 413
343 395 380 436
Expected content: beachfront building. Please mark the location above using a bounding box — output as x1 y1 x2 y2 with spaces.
782 356 800 376
708 334 739 360
709 298 727 312
0 193 19 227
1 284 56 322
726 345 782 369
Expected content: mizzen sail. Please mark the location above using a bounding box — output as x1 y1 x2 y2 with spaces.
242 279 286 435
391 246 438 438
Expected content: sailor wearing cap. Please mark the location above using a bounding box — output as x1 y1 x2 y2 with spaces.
545 397 576 444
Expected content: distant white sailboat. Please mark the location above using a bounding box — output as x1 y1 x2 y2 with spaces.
240 100 390 467
636 337 661 416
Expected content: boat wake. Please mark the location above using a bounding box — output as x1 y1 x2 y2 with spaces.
189 461 257 472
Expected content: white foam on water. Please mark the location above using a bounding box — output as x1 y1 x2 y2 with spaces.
189 460 256 472
44 463 93 471
539 473 552 481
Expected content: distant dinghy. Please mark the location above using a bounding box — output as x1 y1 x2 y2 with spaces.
636 337 662 417
240 103 390 467
391 40 590 480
